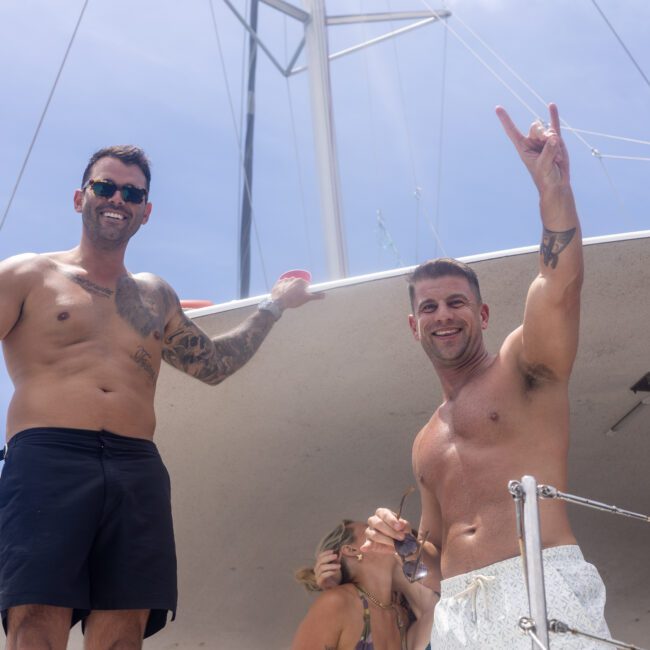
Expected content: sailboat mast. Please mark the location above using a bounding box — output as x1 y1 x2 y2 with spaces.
239 0 260 298
302 0 348 279
228 0 449 286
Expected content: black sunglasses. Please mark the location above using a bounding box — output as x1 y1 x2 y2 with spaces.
84 179 147 204
394 486 429 582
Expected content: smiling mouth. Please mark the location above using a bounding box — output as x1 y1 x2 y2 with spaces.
432 328 461 337
100 210 127 222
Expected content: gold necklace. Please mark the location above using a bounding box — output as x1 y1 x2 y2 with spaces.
357 585 408 650
356 585 393 609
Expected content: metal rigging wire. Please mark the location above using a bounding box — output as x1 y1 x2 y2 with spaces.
415 0 648 229
0 0 90 233
590 0 650 91
432 22 448 259
208 0 270 291
358 0 403 268
385 0 423 263
417 0 650 160
283 15 316 272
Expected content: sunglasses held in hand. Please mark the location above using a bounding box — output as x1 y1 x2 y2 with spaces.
84 179 148 204
394 486 429 583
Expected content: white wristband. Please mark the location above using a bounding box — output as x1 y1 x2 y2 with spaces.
258 298 282 321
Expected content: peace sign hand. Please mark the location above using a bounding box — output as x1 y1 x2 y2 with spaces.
496 103 570 194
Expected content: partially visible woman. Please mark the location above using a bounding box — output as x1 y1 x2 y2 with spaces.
292 520 435 650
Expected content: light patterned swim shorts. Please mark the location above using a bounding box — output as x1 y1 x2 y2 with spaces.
431 545 610 648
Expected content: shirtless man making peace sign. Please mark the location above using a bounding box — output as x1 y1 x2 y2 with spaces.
363 105 612 648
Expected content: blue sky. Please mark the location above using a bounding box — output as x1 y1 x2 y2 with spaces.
0 0 649 435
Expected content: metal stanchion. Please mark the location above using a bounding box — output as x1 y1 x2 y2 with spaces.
510 476 550 649
521 475 550 649
509 477 650 650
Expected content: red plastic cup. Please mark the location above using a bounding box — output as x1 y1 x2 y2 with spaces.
279 269 311 282
180 299 214 310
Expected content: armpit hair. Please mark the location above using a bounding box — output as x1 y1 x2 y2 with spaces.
522 362 557 391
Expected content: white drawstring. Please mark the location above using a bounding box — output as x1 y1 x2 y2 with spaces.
450 574 495 623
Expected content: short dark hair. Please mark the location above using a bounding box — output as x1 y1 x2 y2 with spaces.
81 145 151 193
407 258 482 311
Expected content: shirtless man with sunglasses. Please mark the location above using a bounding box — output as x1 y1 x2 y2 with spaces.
0 146 322 650
362 105 612 648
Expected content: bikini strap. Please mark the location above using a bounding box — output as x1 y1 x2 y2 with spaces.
355 587 372 642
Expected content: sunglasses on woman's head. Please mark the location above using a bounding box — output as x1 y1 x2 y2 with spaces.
84 179 147 204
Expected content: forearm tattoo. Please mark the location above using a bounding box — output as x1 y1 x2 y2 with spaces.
64 272 113 298
162 311 275 385
132 346 157 383
540 227 576 269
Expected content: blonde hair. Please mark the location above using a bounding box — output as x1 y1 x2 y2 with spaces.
294 519 356 592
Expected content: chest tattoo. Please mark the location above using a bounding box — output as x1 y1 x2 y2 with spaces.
64 271 113 298
116 276 164 337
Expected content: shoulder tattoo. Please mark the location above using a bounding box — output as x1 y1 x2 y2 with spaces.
540 227 576 269
116 275 167 337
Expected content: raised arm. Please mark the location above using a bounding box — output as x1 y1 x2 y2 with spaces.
497 103 583 381
162 277 323 385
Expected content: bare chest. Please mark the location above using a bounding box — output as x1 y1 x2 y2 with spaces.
414 370 529 495
14 270 167 349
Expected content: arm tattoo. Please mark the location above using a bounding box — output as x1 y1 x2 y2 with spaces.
540 227 576 269
162 311 275 385
116 275 166 337
64 272 113 298
132 346 157 383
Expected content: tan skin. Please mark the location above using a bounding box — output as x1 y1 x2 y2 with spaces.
363 104 583 588
292 524 433 650
0 156 323 650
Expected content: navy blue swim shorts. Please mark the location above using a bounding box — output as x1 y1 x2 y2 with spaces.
0 427 177 638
